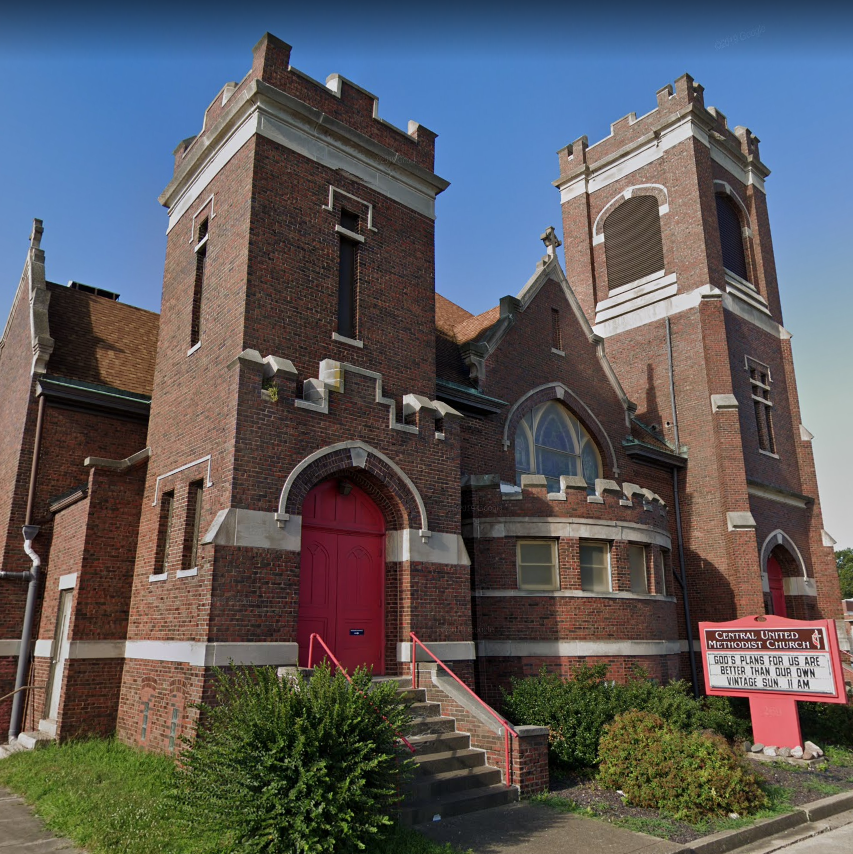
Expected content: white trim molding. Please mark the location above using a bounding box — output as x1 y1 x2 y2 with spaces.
726 511 757 532
760 529 808 579
782 577 817 598
474 589 676 602
0 640 21 657
477 639 681 657
397 641 476 662
58 572 78 590
463 516 671 550
153 455 213 505
126 640 299 667
747 483 809 509
385 530 470 566
203 508 303 551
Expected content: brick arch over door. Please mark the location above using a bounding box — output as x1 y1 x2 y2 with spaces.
277 441 430 535
760 529 808 579
502 382 619 478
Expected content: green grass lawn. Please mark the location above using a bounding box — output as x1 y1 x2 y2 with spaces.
0 739 464 854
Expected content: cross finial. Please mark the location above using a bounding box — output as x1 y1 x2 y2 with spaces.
540 226 561 260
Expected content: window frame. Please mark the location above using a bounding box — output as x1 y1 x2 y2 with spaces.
337 209 360 340
746 357 776 455
628 544 648 595
580 540 611 593
190 218 208 350
603 195 666 291
516 539 560 591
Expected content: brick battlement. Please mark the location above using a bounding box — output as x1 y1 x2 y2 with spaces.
173 33 438 178
556 73 765 182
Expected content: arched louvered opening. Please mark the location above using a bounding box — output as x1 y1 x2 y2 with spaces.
716 194 749 281
603 196 665 291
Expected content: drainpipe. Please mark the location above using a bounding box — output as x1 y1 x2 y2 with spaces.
666 319 699 699
1 393 46 740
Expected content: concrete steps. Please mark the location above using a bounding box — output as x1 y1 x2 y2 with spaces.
0 729 53 759
381 676 517 825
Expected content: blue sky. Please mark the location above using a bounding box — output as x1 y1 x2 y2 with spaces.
1 4 850 547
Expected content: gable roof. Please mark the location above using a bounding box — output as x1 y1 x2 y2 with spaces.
46 283 159 397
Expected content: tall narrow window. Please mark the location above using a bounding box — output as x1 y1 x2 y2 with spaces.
156 491 175 576
603 196 665 290
551 308 562 351
168 706 180 752
629 545 648 594
716 194 749 281
140 700 150 741
337 210 359 339
748 359 775 453
191 218 209 347
580 541 611 592
184 480 204 571
657 550 668 597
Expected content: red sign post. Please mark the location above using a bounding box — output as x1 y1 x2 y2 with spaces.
699 615 847 749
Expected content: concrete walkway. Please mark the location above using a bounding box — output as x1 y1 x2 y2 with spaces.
420 801 685 854
0 787 83 852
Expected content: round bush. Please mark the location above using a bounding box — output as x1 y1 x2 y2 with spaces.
174 664 411 853
598 710 767 821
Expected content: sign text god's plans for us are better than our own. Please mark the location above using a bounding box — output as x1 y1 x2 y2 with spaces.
704 626 836 696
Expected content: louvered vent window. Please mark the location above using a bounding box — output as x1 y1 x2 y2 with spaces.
716 194 749 281
603 196 665 291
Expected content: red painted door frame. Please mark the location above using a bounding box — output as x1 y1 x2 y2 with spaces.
297 480 386 674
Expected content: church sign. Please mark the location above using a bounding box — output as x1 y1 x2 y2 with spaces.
699 615 846 749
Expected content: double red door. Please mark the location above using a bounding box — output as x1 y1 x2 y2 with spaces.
297 480 385 674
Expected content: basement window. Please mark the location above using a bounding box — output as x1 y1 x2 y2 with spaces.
517 540 559 590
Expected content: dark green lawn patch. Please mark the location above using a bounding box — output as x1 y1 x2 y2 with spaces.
0 738 465 854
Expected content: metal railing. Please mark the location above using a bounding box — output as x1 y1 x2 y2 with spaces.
0 684 45 706
410 632 519 786
306 633 415 753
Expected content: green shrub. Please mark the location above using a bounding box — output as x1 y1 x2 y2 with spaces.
799 686 853 748
598 710 768 821
174 664 412 853
502 664 750 769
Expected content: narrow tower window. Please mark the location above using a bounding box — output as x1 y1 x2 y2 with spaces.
337 210 359 339
551 308 562 351
716 194 749 281
191 218 209 347
748 359 775 454
156 491 175 576
185 480 204 571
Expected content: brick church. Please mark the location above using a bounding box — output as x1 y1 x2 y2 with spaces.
0 33 844 756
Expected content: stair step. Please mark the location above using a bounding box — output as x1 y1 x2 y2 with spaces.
397 687 427 703
406 716 456 736
399 782 518 826
16 731 52 751
407 701 442 719
0 741 27 760
404 764 503 801
409 731 470 755
411 747 486 775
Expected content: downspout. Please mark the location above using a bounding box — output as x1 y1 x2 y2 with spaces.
1 393 46 740
666 318 699 698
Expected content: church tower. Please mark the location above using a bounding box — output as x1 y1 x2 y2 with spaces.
116 34 470 751
558 74 841 642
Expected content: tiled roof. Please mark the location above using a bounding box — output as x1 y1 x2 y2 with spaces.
46 283 159 396
453 306 499 344
435 292 473 336
434 293 500 387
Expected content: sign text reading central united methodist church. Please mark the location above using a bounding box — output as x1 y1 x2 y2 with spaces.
703 625 836 696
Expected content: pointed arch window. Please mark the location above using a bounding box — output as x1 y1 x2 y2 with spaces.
603 196 665 290
716 194 749 281
515 401 602 492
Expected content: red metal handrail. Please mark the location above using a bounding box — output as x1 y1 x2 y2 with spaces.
307 633 415 753
410 632 518 786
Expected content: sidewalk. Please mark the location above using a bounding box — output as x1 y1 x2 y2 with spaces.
420 801 684 854
0 787 83 852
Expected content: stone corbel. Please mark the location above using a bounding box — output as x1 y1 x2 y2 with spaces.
460 341 489 387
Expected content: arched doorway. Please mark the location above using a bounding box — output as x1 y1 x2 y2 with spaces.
297 479 386 674
766 555 787 617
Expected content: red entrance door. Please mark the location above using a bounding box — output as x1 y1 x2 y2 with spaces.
767 555 787 617
297 480 386 674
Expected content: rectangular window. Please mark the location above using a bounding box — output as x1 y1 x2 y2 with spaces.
191 218 208 347
551 308 562 351
141 701 150 741
629 545 648 594
156 491 175 575
580 541 611 592
337 210 359 339
185 480 204 570
748 358 775 454
517 540 559 590
168 706 180 752
658 550 668 597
